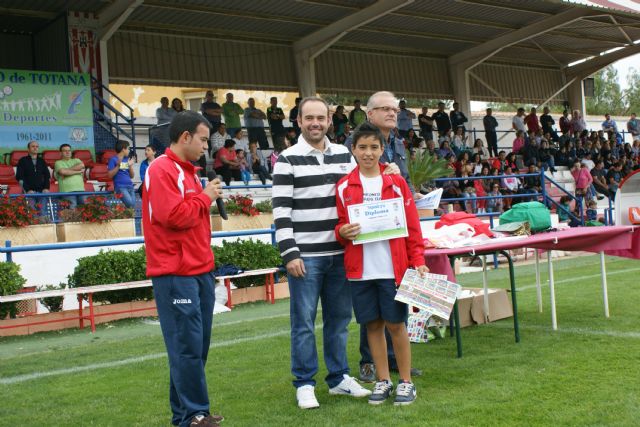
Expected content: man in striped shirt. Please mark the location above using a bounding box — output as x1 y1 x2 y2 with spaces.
272 97 371 409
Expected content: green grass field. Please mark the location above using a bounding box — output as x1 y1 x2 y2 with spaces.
1 254 639 426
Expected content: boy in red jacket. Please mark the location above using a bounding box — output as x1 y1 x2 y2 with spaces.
335 123 428 406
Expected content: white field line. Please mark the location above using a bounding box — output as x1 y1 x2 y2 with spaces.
142 312 291 327
0 325 314 386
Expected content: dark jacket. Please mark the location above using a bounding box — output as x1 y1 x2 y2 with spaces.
15 155 50 192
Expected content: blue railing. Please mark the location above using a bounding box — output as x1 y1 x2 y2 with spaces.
91 76 136 151
8 191 120 224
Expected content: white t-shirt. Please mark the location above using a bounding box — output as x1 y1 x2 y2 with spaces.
356 174 395 281
512 115 526 132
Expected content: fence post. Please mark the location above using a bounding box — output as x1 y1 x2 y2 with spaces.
5 240 12 263
540 168 547 205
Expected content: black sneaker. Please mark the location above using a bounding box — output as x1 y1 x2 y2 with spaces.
359 363 376 383
394 382 417 406
368 380 393 405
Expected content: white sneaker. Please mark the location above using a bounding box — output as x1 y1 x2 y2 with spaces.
296 385 320 409
328 374 372 397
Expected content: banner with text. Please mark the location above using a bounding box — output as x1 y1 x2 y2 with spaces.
0 69 94 160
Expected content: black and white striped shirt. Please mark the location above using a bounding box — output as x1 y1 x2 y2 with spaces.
272 136 357 264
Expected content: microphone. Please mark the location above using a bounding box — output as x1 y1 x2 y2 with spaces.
201 178 227 220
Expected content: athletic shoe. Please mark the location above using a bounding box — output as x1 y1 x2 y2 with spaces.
390 366 423 377
208 414 224 423
394 382 417 406
296 385 320 409
189 414 220 427
329 374 372 397
368 380 394 405
359 363 376 383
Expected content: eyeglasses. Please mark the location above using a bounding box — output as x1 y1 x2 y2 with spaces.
371 106 400 114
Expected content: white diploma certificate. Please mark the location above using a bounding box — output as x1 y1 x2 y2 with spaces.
347 197 408 245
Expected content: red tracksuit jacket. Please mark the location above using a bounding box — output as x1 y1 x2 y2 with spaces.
142 148 214 277
335 165 425 285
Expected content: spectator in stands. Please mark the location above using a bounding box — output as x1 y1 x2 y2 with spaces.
210 123 230 158
631 139 640 158
454 152 470 176
201 90 222 133
222 92 244 137
559 110 570 135
244 98 269 150
236 149 251 185
156 97 175 125
524 107 541 134
460 170 476 213
486 183 503 213
269 137 288 172
142 110 223 427
483 108 499 157
214 139 241 186
501 166 520 209
512 130 525 154
571 161 593 200
473 165 489 213
247 141 271 185
418 107 434 142
522 164 541 199
470 153 483 175
107 140 136 208
332 105 349 141
171 98 185 114
512 107 526 133
441 172 463 211
492 150 508 172
405 128 422 149
267 97 286 147
586 199 598 222
451 127 468 155
538 140 557 172
425 139 437 157
555 143 572 167
581 152 595 171
437 140 455 159
54 144 86 209
232 128 249 153
570 110 587 134
521 138 539 167
349 99 366 129
505 152 518 171
138 144 156 188
540 106 558 142
627 113 639 141
397 100 416 138
433 102 451 137
450 102 468 133
602 113 618 134
558 196 572 223
16 140 50 193
289 97 301 138
591 161 612 199
472 138 489 159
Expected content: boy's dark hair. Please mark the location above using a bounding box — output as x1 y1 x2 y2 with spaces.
224 139 235 149
235 149 244 155
145 144 156 152
115 140 130 153
351 122 385 147
59 143 71 151
169 111 211 144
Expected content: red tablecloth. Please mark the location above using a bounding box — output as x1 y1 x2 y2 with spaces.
424 226 638 280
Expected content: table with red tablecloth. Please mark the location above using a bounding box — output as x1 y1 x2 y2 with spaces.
423 226 638 357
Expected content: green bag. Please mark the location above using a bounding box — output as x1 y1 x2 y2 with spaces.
499 202 551 232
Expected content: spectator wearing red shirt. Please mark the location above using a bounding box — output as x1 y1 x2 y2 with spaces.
524 107 541 134
214 139 241 185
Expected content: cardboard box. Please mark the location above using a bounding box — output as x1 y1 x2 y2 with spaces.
456 287 513 328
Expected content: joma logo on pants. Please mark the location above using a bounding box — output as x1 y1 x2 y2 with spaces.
173 298 192 304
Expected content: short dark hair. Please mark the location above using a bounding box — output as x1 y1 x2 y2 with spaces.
224 139 235 149
169 111 211 144
145 144 156 152
298 96 329 117
351 122 385 147
235 149 244 155
27 140 38 149
115 140 130 153
59 143 71 151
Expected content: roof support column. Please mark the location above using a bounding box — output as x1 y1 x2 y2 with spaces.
566 79 585 118
449 64 472 133
292 0 413 97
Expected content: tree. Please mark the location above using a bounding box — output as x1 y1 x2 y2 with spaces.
624 67 640 115
585 65 625 115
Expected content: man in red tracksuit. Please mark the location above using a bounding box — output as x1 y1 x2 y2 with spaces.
142 111 224 427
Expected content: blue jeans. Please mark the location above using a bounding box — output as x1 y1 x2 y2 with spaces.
116 186 136 208
62 192 87 209
288 254 352 389
153 272 215 427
